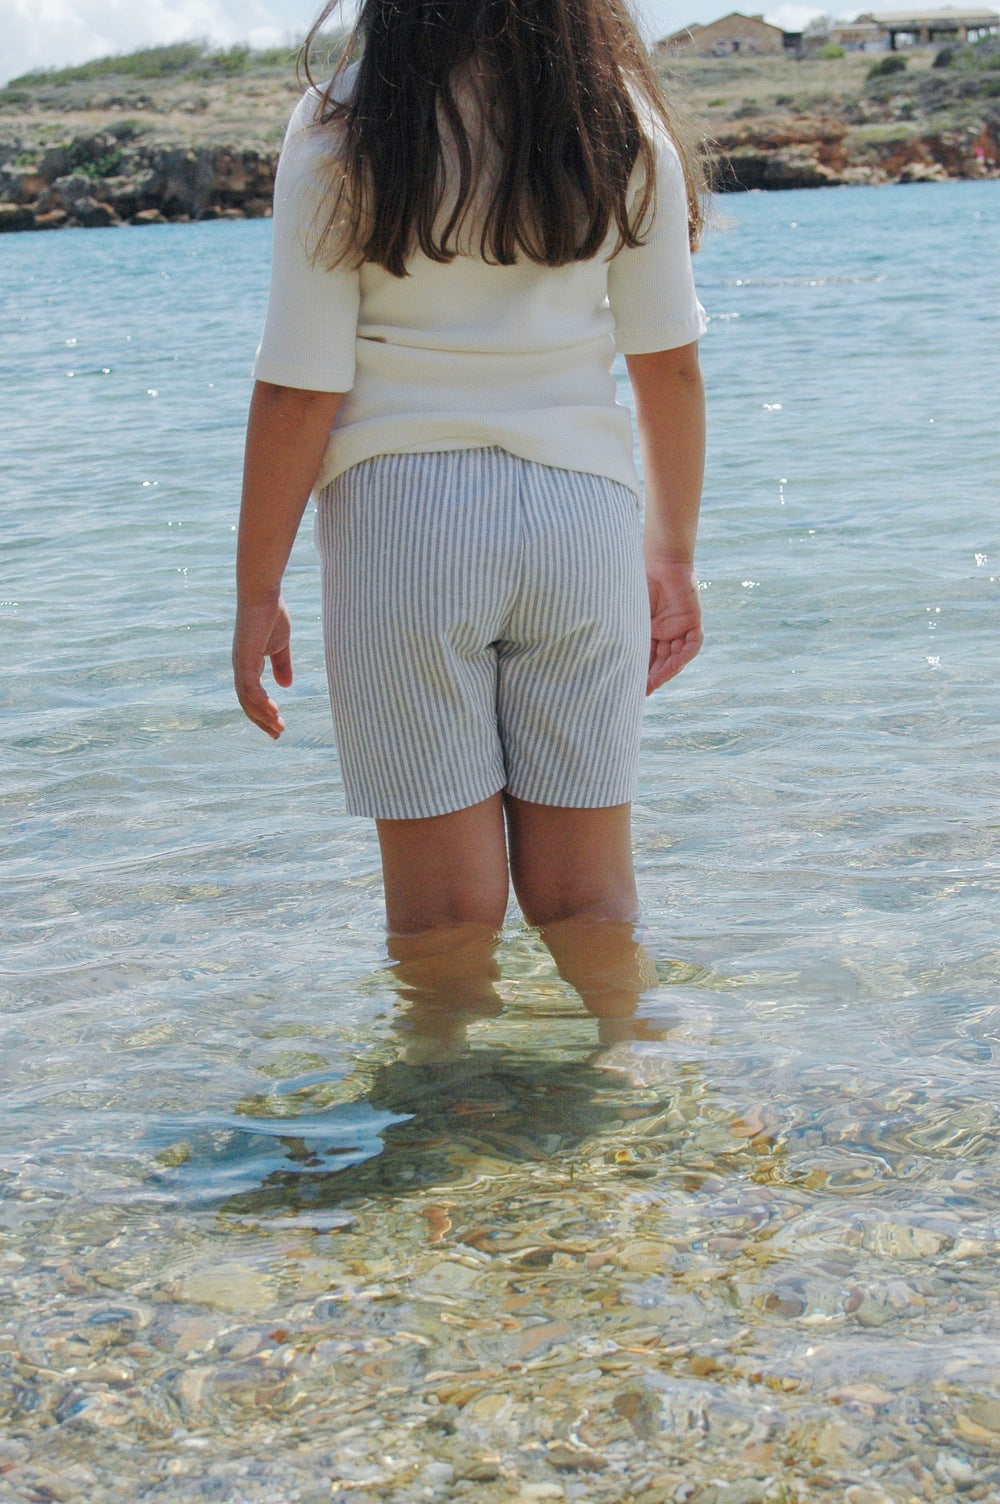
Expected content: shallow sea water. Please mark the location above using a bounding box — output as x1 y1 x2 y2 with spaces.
1 182 998 1503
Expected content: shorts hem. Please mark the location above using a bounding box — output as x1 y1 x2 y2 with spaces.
343 779 507 822
504 779 636 811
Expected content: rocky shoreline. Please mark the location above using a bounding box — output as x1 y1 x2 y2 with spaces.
0 136 277 232
2 122 998 237
715 113 1000 190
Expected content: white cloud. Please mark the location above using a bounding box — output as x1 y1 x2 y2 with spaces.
0 0 324 84
764 2 830 31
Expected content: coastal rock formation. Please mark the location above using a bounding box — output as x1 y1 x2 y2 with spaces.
0 108 998 232
2 35 998 231
0 133 276 231
712 113 1000 190
715 119 851 189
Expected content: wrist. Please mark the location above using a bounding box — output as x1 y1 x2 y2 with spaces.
236 586 282 611
643 549 696 571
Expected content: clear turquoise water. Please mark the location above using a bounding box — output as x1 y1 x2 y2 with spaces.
1 184 998 1501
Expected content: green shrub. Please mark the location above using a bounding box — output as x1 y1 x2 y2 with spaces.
192 45 251 77
106 119 146 142
867 54 907 78
7 43 204 87
820 43 845 59
65 140 125 178
253 47 300 68
3 36 347 95
933 46 954 67
800 90 836 109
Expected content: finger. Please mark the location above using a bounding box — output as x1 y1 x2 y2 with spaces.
646 645 673 695
242 698 285 739
235 672 286 738
646 632 702 694
269 642 293 688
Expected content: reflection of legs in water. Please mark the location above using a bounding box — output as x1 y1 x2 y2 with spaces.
536 917 661 1044
387 923 503 1062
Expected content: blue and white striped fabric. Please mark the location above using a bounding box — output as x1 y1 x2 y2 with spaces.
314 447 648 820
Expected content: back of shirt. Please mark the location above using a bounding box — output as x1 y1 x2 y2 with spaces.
253 71 706 496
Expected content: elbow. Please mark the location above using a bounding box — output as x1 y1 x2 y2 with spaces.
251 380 345 428
625 343 702 386
626 343 704 416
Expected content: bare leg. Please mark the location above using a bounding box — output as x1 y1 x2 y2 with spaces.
376 792 509 934
505 796 637 927
506 796 657 1039
376 794 508 1058
375 793 659 1050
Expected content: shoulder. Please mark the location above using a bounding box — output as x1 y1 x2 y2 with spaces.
282 61 360 145
622 84 686 205
284 85 324 140
635 99 685 177
277 64 361 190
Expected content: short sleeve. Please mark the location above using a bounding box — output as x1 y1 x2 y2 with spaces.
606 129 707 355
252 89 360 392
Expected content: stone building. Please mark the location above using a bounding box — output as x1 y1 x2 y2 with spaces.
659 11 789 54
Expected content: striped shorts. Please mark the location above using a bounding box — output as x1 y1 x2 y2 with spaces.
314 447 648 820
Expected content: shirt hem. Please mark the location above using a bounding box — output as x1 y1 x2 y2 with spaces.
315 436 642 500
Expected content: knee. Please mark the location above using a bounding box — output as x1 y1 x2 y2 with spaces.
514 853 639 927
504 796 637 929
377 794 509 934
517 887 638 929
388 889 509 934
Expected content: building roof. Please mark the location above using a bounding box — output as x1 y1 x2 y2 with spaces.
663 10 786 40
704 9 785 27
858 7 999 21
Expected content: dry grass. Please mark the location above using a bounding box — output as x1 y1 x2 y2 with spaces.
1 39 996 159
0 73 304 152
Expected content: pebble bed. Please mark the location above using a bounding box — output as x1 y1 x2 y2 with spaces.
4 953 1000 1504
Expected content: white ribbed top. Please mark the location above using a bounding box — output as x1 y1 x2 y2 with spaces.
253 76 707 496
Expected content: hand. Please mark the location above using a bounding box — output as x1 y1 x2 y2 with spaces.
232 595 293 738
645 559 703 695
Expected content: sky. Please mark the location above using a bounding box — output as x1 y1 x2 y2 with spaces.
0 0 829 87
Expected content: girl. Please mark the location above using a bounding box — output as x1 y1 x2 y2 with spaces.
233 0 707 1017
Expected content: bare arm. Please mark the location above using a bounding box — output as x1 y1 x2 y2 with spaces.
233 380 344 738
625 343 706 694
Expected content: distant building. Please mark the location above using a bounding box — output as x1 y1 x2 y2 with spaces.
829 18 887 46
659 11 789 55
852 7 999 46
660 4 998 55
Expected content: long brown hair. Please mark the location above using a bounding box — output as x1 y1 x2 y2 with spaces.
303 0 705 278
